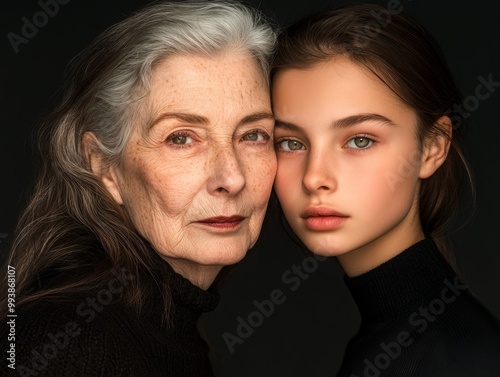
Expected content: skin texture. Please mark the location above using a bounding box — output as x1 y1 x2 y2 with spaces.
272 57 450 277
87 52 276 289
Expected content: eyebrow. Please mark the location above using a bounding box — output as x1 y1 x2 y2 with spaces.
239 112 275 126
149 111 274 131
275 113 396 131
149 112 208 130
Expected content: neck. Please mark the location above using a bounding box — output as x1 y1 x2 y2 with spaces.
164 258 222 290
343 238 458 323
337 213 424 277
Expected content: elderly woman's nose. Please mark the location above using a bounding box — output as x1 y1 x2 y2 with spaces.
207 145 246 195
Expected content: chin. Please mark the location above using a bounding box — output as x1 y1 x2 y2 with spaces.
308 246 345 258
194 242 251 267
301 235 351 258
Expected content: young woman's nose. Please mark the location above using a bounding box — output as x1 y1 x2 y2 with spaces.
302 150 337 194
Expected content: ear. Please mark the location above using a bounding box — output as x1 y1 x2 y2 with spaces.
82 132 124 205
419 116 452 179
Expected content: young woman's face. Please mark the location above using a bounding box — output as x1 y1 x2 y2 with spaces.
272 58 429 271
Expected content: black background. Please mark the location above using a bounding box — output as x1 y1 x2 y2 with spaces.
1 0 499 376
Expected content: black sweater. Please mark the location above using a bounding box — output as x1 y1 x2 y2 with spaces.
335 238 500 377
1 258 219 376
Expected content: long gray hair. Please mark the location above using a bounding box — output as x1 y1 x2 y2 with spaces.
1 0 277 321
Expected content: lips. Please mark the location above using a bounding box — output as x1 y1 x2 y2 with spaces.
196 215 246 230
301 206 348 231
301 206 348 218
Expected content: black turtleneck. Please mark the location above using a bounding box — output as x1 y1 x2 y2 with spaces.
336 238 500 377
0 254 219 376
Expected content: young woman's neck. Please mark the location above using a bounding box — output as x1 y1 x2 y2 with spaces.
337 217 425 278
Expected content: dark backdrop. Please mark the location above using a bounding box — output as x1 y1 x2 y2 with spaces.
1 0 499 376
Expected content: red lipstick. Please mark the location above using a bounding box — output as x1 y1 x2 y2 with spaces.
196 215 246 230
301 206 348 231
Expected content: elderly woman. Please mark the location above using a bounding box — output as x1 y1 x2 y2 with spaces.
0 1 276 376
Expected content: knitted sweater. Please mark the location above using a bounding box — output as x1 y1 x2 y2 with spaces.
336 238 500 377
1 256 219 376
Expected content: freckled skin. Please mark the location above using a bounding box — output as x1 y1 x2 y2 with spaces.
107 52 276 288
273 58 446 276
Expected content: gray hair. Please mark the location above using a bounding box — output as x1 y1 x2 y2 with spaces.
71 0 277 166
2 0 276 321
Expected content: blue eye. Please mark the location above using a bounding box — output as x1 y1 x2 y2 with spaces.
277 139 306 151
346 136 373 149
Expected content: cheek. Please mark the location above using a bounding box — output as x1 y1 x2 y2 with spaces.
350 156 420 212
274 157 301 208
126 156 206 220
118 157 154 206
245 149 277 204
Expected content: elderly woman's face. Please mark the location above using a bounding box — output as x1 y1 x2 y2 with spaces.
107 52 276 274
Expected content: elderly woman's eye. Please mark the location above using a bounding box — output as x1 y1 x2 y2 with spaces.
242 130 269 142
277 139 306 152
167 133 193 145
346 136 374 150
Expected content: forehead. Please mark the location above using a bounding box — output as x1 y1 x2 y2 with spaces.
272 58 411 118
271 57 419 136
152 52 265 93
142 52 269 120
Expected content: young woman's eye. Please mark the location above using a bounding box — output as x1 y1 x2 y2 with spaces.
167 132 193 145
242 130 270 142
346 136 374 149
277 139 306 151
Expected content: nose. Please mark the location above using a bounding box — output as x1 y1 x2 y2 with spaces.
207 144 246 196
302 151 337 194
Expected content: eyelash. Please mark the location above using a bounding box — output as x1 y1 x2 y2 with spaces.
274 137 306 154
166 131 193 148
274 134 378 153
166 129 271 148
242 129 272 143
344 134 378 152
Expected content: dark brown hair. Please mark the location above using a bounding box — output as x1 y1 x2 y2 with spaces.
271 2 474 261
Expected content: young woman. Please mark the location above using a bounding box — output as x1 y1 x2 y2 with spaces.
271 3 500 376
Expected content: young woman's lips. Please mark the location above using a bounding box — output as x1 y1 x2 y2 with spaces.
301 207 349 231
196 216 246 230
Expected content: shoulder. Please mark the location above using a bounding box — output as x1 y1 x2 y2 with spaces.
413 291 500 376
1 295 152 376
416 336 500 377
